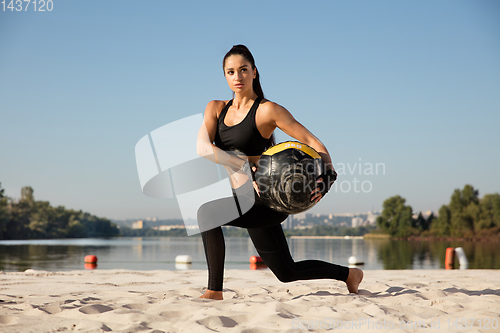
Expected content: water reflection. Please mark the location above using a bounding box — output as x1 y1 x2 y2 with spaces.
374 239 500 270
427 240 500 269
0 243 112 272
0 237 498 272
376 239 415 269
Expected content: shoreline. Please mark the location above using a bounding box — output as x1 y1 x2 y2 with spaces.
1 233 498 242
288 235 364 239
289 234 500 242
400 236 500 242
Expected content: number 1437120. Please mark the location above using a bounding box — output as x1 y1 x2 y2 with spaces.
2 0 53 11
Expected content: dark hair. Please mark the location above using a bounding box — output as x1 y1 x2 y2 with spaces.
222 44 275 149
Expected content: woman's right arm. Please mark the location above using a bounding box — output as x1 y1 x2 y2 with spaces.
197 100 247 170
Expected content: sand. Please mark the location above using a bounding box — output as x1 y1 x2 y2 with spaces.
0 269 499 333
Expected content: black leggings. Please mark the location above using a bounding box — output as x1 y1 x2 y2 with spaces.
198 186 350 291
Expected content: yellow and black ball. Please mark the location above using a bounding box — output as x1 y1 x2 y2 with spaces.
255 141 324 214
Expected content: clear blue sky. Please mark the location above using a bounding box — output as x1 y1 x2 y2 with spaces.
1 0 499 220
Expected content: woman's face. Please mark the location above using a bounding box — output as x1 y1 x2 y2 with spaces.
224 55 256 94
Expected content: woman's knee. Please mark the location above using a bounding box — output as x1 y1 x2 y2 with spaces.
271 267 296 283
258 254 296 283
197 202 222 232
197 202 210 221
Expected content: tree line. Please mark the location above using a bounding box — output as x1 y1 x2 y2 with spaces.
3 182 497 240
376 184 500 239
0 183 119 240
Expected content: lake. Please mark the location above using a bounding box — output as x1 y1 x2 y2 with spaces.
0 237 498 272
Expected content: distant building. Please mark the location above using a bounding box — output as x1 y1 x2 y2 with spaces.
366 211 380 225
294 213 306 221
337 213 355 217
132 220 145 229
282 216 294 229
294 225 314 230
422 210 435 218
351 217 363 228
152 225 185 231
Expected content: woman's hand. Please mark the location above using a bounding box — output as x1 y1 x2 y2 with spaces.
311 169 338 203
251 164 260 197
310 178 324 203
235 160 260 196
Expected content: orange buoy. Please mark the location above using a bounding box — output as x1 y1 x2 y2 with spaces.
249 256 263 264
84 255 98 263
84 263 97 270
445 247 455 269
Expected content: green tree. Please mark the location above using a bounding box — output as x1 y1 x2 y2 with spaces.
48 206 73 238
67 215 86 237
412 212 428 231
75 211 119 237
449 184 479 236
21 186 35 204
0 183 119 240
29 201 52 238
425 212 436 231
376 195 414 237
477 193 500 229
7 186 36 239
0 182 10 239
430 184 500 237
431 205 451 236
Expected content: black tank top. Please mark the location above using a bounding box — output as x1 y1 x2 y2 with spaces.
214 96 271 156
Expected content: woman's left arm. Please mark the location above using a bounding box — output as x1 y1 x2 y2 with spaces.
267 103 335 172
265 103 336 202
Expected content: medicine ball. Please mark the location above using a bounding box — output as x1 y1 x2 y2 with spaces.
255 141 324 214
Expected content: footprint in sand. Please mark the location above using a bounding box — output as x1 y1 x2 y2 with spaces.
159 311 186 320
418 290 447 300
161 291 179 299
122 303 152 311
79 304 114 314
38 305 62 314
196 315 239 328
81 297 100 302
101 324 112 332
405 282 426 288
385 286 405 294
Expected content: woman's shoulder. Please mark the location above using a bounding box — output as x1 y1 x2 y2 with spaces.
207 99 230 108
259 98 288 116
205 99 231 118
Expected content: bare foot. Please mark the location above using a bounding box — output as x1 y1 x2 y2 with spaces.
199 289 223 300
346 268 363 294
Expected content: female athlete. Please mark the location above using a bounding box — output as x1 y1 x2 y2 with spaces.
196 45 363 300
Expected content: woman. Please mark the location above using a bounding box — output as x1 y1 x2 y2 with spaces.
197 45 363 300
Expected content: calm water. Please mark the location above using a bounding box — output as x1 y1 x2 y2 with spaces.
0 237 498 272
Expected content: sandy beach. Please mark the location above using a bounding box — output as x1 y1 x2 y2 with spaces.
0 269 499 333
